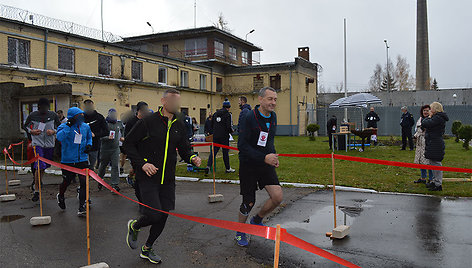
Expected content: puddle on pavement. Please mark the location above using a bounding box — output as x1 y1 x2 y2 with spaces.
1 215 25 222
280 198 372 233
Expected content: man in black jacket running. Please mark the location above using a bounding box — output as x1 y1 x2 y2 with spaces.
235 87 282 247
124 89 201 264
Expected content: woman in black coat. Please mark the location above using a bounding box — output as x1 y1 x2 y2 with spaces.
420 102 449 191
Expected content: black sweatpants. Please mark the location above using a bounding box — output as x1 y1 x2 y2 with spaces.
328 131 335 149
401 128 414 150
59 161 88 207
207 139 230 170
133 177 174 248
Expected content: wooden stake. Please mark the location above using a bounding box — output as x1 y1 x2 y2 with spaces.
212 142 216 195
4 153 8 195
273 224 282 268
331 152 337 229
34 147 43 217
12 149 16 180
86 168 91 265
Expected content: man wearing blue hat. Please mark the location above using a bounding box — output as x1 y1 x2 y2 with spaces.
56 107 93 216
97 108 124 192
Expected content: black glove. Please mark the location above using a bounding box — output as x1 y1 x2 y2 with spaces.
66 117 76 127
84 145 92 154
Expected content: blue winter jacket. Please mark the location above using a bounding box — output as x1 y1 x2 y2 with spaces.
56 107 93 164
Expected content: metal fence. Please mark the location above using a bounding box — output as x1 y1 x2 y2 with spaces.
317 105 472 136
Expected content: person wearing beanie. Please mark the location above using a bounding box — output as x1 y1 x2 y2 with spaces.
22 98 60 202
207 98 235 173
97 108 124 192
56 107 93 216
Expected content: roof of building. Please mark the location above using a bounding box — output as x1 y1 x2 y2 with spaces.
0 17 213 70
121 26 263 51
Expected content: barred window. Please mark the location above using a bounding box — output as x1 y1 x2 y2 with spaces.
58 47 75 72
98 54 112 76
8 37 30 66
131 61 143 81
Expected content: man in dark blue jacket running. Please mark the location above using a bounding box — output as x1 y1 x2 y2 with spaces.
235 87 282 247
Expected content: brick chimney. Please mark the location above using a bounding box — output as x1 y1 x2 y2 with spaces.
298 47 310 61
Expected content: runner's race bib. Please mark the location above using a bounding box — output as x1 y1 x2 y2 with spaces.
257 131 268 147
74 133 82 144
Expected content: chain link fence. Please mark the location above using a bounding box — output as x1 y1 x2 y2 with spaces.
317 105 472 136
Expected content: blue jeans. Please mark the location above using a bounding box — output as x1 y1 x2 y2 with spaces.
420 169 433 181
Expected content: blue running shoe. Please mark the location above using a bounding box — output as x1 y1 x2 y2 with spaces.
235 232 249 247
250 216 265 226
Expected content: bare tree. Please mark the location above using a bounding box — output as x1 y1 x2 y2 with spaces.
395 55 415 91
213 12 232 32
335 81 344 93
368 64 383 92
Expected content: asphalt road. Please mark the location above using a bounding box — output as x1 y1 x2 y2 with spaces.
2 170 471 268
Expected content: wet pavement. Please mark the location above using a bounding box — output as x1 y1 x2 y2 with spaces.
0 170 313 267
251 190 472 268
1 169 472 267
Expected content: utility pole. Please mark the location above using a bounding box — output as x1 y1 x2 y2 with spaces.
343 18 347 122
101 0 104 41
194 0 197 28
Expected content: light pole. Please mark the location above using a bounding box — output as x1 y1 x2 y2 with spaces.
245 29 255 40
147 22 155 34
384 39 390 92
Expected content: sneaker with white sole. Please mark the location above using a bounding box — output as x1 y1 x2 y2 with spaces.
126 219 140 249
140 246 162 264
226 168 236 173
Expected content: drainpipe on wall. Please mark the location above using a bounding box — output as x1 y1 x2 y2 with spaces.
289 68 293 136
210 68 213 113
43 29 48 85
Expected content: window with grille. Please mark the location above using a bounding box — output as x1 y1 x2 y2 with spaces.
58 47 75 72
8 37 30 66
132 61 143 81
98 54 112 76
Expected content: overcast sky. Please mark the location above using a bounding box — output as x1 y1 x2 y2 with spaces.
2 0 471 92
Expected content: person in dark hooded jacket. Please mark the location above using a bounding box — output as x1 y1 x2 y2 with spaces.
326 115 337 150
421 102 449 191
238 96 251 132
83 100 108 171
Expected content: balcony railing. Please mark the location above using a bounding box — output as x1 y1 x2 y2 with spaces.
165 48 260 66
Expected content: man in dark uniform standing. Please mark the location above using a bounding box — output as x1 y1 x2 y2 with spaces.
207 99 235 173
326 115 337 150
400 106 415 150
124 89 201 264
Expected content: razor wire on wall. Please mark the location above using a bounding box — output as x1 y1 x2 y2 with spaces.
0 4 122 43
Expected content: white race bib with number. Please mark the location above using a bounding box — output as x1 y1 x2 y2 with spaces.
38 122 46 131
257 131 268 147
74 133 82 144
